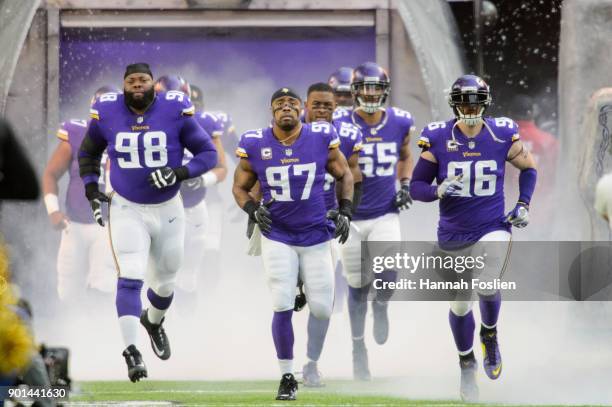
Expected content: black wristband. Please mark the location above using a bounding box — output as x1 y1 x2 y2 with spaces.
242 200 259 218
174 166 189 181
352 182 363 211
339 198 353 219
84 182 99 200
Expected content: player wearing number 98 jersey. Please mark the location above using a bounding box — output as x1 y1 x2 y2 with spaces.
333 62 415 381
233 87 354 401
410 74 537 402
78 63 217 383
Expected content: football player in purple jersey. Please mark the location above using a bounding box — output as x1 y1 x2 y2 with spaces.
299 82 363 387
233 87 354 400
328 67 354 110
410 75 537 402
333 61 415 381
43 86 119 302
78 63 217 382
155 77 227 306
189 84 235 289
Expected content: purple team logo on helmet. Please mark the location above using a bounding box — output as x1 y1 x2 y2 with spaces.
154 74 191 95
448 74 492 126
351 62 390 114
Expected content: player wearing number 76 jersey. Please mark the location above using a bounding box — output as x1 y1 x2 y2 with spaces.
78 63 217 383
410 74 537 402
233 87 354 401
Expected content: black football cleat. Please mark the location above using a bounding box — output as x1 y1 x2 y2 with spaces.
122 345 147 383
276 373 298 400
352 340 372 381
372 300 389 345
140 309 171 360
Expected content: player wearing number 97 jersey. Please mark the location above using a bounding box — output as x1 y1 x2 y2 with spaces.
333 62 415 381
78 63 217 383
233 87 354 401
410 74 537 402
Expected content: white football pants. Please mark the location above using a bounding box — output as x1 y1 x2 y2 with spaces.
341 213 401 288
447 230 512 316
56 221 116 300
260 235 335 320
175 199 209 292
108 192 185 297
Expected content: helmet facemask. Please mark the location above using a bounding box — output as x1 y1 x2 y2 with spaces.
352 81 389 114
449 88 491 127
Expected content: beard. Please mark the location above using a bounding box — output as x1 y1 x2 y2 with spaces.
124 87 155 110
278 117 298 131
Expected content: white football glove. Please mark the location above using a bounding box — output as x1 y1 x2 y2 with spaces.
506 202 530 228
437 174 464 199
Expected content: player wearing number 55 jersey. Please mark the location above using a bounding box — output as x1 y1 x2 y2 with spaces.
233 87 354 401
411 75 537 402
78 63 217 383
334 62 415 381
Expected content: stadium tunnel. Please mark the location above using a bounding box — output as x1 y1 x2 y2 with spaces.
0 0 466 298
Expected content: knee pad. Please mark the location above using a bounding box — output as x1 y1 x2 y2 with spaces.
450 300 474 317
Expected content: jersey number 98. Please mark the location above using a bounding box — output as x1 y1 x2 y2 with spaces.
115 131 168 169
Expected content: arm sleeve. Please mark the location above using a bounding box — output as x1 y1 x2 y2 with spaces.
179 116 218 178
409 157 439 202
78 119 108 186
0 120 40 200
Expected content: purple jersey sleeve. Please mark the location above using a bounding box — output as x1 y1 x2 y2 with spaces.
180 115 218 178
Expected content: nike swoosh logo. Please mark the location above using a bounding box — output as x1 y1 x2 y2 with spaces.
151 339 166 357
169 217 177 223
492 364 502 377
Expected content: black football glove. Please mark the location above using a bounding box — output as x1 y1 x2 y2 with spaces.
243 199 273 233
327 198 352 244
394 181 413 210
294 281 307 312
148 167 178 189
85 183 109 227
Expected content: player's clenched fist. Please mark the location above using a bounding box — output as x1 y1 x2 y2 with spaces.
327 198 352 244
85 183 109 226
243 200 273 233
437 174 464 199
148 167 178 189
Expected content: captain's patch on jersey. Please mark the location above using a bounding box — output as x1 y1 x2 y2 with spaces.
261 147 272 160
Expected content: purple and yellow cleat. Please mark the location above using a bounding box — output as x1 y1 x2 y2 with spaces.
480 327 502 380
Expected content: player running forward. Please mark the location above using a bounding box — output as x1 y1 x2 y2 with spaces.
410 74 537 402
328 67 354 110
78 63 217 382
43 86 119 303
334 61 415 381
300 82 363 387
232 87 354 401
155 77 227 307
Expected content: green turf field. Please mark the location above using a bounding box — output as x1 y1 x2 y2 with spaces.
69 380 462 406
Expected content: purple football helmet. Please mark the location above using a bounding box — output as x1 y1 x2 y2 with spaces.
329 67 354 108
91 85 120 105
351 62 390 113
448 74 492 126
154 74 191 95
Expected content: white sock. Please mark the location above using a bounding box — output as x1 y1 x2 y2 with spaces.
278 359 293 375
118 315 140 349
481 322 497 330
147 306 166 324
458 347 473 357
